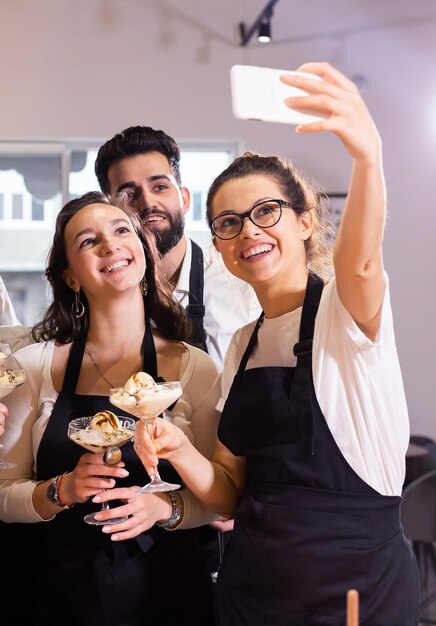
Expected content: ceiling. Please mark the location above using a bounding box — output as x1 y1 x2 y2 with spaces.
143 0 436 48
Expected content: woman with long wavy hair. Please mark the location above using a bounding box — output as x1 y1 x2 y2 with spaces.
0 191 219 626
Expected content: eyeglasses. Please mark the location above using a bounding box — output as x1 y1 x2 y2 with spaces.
210 199 293 240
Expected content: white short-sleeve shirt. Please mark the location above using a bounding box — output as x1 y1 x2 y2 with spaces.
218 276 409 496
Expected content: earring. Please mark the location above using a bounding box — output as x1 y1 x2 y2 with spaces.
140 276 148 296
71 291 85 319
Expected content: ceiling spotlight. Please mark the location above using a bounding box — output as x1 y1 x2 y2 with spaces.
239 0 279 47
257 18 271 43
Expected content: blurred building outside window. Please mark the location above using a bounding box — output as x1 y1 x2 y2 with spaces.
0 140 239 325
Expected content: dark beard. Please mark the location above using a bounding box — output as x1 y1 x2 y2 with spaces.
148 212 185 256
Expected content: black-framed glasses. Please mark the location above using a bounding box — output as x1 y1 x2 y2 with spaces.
210 199 293 240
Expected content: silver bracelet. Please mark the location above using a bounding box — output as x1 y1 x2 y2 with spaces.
156 490 183 529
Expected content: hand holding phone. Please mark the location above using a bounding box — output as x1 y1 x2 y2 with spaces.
230 64 323 126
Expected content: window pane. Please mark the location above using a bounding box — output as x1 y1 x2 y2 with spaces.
0 151 62 326
12 194 23 219
69 150 100 197
192 192 202 221
32 198 45 221
180 150 233 248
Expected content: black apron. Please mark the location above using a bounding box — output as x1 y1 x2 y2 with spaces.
186 239 208 353
28 327 214 626
215 274 420 626
186 239 227 574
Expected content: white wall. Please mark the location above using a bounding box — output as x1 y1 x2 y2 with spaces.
1 0 436 436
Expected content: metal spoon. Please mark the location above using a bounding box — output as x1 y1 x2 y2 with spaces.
103 446 122 466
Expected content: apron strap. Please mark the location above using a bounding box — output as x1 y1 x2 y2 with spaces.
287 273 324 452
185 239 208 353
294 273 324 351
61 332 87 394
142 324 158 380
237 273 323 375
237 312 265 375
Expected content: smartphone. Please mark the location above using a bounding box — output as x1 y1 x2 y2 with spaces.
230 64 322 125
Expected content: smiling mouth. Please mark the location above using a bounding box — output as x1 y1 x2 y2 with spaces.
143 214 165 224
241 244 273 260
101 259 131 273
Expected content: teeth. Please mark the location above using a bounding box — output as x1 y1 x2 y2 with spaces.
102 260 129 273
145 215 163 223
242 244 272 260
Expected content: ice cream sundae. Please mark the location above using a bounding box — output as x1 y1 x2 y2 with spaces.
68 410 135 454
0 368 26 399
110 372 182 419
109 372 183 493
67 412 136 525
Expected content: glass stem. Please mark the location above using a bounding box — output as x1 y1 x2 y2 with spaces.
101 488 110 511
145 422 161 480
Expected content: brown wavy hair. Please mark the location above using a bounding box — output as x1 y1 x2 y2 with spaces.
32 191 192 344
206 152 335 280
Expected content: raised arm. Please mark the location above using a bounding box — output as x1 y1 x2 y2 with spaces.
282 61 386 339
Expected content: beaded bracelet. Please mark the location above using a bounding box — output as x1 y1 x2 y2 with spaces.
57 472 75 509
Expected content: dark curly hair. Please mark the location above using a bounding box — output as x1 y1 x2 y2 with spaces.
32 191 192 344
95 126 182 193
206 152 335 280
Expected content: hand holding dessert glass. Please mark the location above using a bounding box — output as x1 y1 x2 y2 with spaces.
68 410 135 525
0 346 26 470
110 372 182 493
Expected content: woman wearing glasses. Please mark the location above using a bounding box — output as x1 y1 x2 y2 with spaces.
134 62 419 625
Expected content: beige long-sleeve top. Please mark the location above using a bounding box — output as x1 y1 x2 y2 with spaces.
0 339 221 528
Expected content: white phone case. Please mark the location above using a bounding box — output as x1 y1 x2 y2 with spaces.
230 64 322 125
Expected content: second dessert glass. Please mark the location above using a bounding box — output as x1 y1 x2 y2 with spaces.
110 381 182 493
68 415 136 524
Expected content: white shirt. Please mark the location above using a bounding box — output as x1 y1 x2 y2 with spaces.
219 276 409 496
0 275 20 325
173 236 261 370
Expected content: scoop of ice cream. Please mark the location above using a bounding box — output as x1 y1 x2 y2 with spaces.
111 390 137 409
0 369 26 386
110 374 182 418
124 371 155 394
90 410 120 432
69 411 134 453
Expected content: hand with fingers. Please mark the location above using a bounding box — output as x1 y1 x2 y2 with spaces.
281 61 381 162
60 452 130 506
90 486 175 540
133 418 189 478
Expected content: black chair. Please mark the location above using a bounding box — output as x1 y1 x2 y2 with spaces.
401 468 436 624
405 435 436 487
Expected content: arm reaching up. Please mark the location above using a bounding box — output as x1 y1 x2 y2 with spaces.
282 62 386 339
